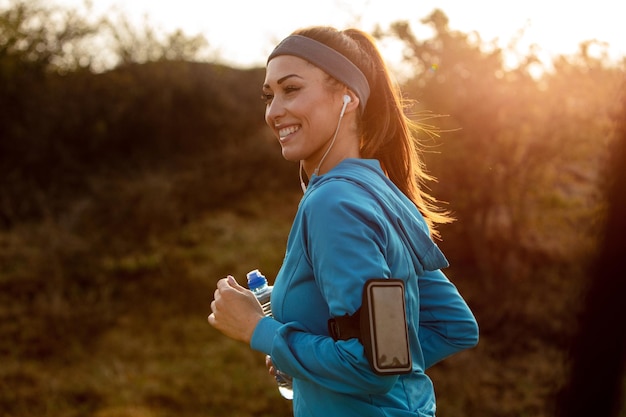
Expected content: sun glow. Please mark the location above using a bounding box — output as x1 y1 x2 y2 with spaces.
54 0 625 72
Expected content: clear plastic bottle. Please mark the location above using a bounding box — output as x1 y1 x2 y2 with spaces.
246 269 294 400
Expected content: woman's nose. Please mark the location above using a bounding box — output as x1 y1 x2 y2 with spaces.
265 97 285 125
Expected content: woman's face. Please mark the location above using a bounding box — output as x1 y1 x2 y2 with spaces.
263 55 345 166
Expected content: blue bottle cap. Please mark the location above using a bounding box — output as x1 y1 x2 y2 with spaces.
246 269 267 290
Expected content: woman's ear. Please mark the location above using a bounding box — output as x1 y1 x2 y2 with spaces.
343 91 360 114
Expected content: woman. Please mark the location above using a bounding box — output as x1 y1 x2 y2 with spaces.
209 26 479 416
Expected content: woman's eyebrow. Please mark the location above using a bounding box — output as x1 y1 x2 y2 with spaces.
264 74 303 89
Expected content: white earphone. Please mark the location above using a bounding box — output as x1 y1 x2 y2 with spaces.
302 93 354 191
340 94 351 118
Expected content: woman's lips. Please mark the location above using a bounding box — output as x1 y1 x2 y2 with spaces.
278 125 301 141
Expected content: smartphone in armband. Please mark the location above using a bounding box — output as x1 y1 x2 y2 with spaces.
360 279 412 375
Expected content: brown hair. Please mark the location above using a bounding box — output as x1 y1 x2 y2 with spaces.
292 26 453 238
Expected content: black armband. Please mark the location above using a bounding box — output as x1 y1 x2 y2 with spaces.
328 279 412 375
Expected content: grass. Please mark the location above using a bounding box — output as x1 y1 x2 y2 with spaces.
0 188 609 417
0 191 299 417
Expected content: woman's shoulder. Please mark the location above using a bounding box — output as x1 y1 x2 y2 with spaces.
301 177 383 231
307 175 373 206
307 159 382 196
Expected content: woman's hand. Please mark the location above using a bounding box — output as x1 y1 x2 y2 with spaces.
208 275 264 344
265 355 278 377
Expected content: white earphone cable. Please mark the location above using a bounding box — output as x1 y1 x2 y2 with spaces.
300 94 351 193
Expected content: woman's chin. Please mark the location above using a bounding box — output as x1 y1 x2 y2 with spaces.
281 148 302 163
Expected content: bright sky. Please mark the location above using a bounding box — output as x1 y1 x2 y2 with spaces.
53 0 624 71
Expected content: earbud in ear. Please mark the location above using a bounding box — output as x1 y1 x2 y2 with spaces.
339 94 352 119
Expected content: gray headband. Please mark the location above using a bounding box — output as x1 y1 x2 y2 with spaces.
267 35 370 114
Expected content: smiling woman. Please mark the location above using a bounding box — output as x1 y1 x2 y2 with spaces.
209 25 479 417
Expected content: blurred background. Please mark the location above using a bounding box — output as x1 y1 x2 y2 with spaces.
0 0 624 416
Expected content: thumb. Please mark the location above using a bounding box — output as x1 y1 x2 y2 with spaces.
227 275 244 289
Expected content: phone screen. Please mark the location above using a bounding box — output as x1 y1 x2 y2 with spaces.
368 281 411 373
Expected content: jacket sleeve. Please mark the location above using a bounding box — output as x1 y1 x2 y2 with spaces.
252 316 398 395
418 269 479 369
252 180 399 395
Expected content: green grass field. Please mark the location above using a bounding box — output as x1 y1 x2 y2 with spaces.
0 191 299 417
0 191 606 417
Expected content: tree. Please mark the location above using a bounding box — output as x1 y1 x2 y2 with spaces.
383 10 621 283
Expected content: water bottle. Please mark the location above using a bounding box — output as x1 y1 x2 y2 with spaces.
246 269 294 400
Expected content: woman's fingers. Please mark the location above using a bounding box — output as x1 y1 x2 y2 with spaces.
208 276 264 343
265 355 277 376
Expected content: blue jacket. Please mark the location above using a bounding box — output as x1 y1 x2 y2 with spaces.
251 159 479 416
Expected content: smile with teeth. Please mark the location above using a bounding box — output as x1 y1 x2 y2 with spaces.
279 125 300 139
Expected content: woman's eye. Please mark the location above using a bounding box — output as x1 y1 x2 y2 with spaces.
284 86 300 94
261 93 273 104
260 86 300 104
